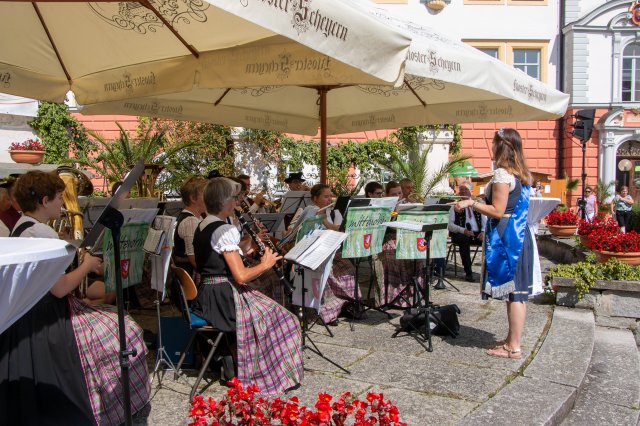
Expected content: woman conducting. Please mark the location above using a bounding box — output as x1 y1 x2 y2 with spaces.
1 171 149 425
454 128 533 360
191 177 303 396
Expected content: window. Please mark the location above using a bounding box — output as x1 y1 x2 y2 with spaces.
622 43 640 102
464 40 548 82
478 48 499 59
513 49 540 79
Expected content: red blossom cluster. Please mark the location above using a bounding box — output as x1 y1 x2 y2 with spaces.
590 229 640 253
577 217 618 236
545 210 580 226
10 139 44 151
188 378 407 426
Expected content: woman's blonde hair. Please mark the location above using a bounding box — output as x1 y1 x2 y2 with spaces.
492 128 531 185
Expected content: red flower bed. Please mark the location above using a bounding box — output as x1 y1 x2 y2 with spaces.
545 210 579 226
189 378 406 426
577 218 618 236
10 139 44 151
590 230 640 253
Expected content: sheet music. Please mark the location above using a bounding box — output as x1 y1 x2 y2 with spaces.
285 229 347 271
370 196 399 208
382 220 428 231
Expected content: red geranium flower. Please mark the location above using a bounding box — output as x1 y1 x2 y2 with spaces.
545 210 579 226
10 138 44 151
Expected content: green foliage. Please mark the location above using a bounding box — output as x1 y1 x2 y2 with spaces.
545 256 640 300
595 179 615 202
381 126 469 201
566 178 580 191
28 102 94 164
627 201 640 233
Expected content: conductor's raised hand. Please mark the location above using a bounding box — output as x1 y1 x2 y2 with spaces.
260 247 283 269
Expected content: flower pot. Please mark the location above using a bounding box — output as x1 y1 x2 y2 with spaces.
547 224 577 237
9 150 45 165
579 235 592 248
593 250 640 265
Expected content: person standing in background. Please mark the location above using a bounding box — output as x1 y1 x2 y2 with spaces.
613 185 634 232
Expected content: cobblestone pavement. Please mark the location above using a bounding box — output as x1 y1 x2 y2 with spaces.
131 255 557 425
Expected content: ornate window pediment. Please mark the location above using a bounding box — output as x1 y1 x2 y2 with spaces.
617 139 640 156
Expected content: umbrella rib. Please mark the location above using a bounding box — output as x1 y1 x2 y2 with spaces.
214 88 231 106
139 0 200 58
32 3 71 82
404 78 426 107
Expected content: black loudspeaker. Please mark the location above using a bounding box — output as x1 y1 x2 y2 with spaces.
572 109 595 141
399 304 461 336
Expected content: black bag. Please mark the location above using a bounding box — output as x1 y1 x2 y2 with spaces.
399 304 460 337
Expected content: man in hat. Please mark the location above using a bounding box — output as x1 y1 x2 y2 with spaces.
284 172 307 192
447 181 486 282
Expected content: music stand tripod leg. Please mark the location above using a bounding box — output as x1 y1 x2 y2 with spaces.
297 266 350 374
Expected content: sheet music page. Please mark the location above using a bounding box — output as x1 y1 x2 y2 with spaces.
284 229 347 270
382 220 427 231
284 233 320 262
370 196 399 208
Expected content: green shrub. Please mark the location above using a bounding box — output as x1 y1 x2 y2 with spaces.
545 255 640 300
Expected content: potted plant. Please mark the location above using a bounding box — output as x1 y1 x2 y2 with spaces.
8 138 46 164
589 228 640 265
545 209 579 237
577 217 618 248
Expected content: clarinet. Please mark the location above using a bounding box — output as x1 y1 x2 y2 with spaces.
239 199 286 255
234 210 294 295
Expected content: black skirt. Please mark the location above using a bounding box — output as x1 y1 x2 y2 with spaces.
0 293 94 425
191 275 237 333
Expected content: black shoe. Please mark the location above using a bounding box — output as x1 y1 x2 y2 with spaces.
465 274 475 282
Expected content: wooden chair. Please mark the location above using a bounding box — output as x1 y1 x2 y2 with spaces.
171 266 225 399
446 239 481 277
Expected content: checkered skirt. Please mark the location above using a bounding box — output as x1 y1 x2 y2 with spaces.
317 256 358 323
373 232 426 308
69 297 150 426
208 276 304 396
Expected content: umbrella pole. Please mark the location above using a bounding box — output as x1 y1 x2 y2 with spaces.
319 87 327 185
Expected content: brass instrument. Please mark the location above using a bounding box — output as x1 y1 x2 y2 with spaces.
56 166 94 297
137 164 163 199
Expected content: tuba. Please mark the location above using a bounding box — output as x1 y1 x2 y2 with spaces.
56 166 93 241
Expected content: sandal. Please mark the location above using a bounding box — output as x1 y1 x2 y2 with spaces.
488 340 506 350
487 344 522 359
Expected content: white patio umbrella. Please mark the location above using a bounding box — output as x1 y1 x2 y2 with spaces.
0 0 411 103
81 10 570 183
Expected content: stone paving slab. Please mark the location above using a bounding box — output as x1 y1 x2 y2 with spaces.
524 307 595 388
458 376 577 426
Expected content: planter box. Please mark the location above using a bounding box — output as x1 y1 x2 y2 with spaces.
553 277 640 318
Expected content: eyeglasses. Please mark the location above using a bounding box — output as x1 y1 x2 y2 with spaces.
585 190 592 193
373 191 384 196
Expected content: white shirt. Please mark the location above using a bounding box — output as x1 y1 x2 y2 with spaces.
177 209 201 256
198 215 243 255
12 215 59 239
448 207 487 235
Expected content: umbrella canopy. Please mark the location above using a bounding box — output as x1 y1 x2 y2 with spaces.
450 160 478 177
80 7 570 182
0 0 411 103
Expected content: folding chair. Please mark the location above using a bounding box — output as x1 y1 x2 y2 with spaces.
446 239 481 277
171 266 225 399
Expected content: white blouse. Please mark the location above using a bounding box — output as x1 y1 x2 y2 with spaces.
486 168 516 200
12 215 59 239
198 215 243 255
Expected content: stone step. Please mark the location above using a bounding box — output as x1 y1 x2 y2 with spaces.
562 327 640 425
459 307 595 426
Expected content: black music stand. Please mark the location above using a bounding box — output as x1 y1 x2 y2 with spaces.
291 263 350 374
80 158 146 426
391 221 456 352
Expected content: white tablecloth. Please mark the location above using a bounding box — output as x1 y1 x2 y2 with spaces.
528 198 560 296
0 238 75 334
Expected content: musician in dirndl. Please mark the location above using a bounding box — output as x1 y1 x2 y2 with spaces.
191 177 303 396
0 171 150 425
454 128 533 360
305 184 359 323
373 181 425 308
173 176 208 279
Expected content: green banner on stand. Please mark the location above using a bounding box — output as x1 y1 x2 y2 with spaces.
396 210 449 260
342 206 393 258
103 222 149 293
